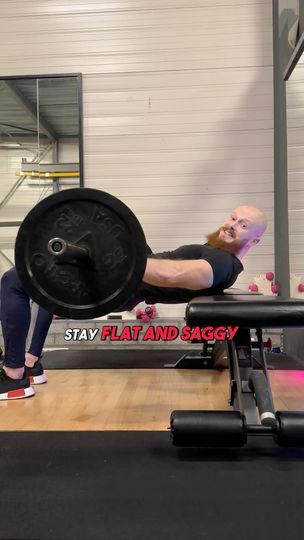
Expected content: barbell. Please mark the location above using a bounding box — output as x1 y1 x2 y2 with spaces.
15 188 148 319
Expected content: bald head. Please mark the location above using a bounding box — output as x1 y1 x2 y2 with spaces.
233 205 268 238
206 205 268 259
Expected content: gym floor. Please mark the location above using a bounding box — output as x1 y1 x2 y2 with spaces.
1 367 303 430
1 363 304 539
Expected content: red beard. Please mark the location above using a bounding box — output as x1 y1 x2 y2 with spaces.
206 228 242 254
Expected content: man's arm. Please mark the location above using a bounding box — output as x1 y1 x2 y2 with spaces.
143 258 214 290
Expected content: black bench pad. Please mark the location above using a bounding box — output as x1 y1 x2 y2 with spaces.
186 293 304 328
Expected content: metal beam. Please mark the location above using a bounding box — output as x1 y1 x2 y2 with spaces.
3 80 57 142
299 0 304 35
283 30 304 80
272 2 298 297
282 0 304 80
0 142 53 211
0 222 22 227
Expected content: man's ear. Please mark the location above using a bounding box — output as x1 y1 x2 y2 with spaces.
250 238 260 246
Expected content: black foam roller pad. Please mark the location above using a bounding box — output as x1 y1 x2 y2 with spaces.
170 410 247 447
276 411 304 447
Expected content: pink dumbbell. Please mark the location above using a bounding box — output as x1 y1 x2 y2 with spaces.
248 284 259 292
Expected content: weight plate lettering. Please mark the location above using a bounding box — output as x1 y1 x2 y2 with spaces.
15 188 147 319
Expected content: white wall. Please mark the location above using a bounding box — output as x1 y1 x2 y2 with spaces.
0 0 274 316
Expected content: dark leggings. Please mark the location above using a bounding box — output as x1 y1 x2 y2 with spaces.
0 267 145 369
0 267 53 369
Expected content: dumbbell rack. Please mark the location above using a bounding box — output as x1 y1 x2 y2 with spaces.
170 327 304 447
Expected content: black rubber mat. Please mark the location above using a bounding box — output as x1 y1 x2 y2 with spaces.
0 431 304 540
253 350 304 370
41 348 303 370
42 349 193 369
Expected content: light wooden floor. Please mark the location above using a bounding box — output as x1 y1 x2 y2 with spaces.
1 369 304 431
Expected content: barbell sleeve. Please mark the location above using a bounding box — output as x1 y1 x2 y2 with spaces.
48 237 90 260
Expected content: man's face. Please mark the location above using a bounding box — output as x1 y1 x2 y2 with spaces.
206 207 263 254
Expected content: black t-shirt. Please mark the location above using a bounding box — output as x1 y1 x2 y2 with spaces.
138 244 243 304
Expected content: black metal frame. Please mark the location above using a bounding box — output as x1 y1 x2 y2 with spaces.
228 328 276 431
170 326 304 447
283 31 304 80
0 72 84 187
164 341 213 368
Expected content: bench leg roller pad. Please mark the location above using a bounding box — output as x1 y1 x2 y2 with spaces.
276 411 304 447
170 410 247 447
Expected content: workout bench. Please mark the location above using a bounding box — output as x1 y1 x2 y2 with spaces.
13 187 304 448
170 291 304 448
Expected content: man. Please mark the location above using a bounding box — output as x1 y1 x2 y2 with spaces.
0 205 267 400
